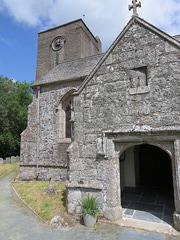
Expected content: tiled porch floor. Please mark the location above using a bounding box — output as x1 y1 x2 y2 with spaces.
121 187 175 225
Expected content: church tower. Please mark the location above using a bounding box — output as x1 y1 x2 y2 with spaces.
36 19 102 81
20 18 103 186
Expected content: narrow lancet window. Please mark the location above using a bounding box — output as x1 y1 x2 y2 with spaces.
65 101 71 138
57 88 76 142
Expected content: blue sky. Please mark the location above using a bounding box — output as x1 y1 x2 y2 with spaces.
0 0 180 83
0 13 38 83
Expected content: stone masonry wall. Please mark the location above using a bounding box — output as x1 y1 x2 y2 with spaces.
20 79 83 181
67 21 180 218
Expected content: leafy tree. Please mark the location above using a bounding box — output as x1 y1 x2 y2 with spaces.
0 75 33 159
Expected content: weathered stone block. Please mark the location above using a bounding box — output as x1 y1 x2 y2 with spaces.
5 158 11 164
66 189 82 215
104 205 122 221
174 212 180 232
10 156 16 163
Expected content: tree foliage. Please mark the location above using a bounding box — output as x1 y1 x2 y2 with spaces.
0 75 33 159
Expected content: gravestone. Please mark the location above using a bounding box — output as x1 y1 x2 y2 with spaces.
6 158 11 164
44 170 56 196
0 158 3 164
4 158 10 164
11 156 16 163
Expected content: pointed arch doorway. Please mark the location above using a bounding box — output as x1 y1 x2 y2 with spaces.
120 144 174 225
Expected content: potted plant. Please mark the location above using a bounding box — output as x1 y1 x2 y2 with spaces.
79 193 100 227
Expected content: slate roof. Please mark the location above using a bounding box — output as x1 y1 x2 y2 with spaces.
32 54 103 87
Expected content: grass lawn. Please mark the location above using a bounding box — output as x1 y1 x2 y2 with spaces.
0 163 68 224
0 162 19 175
12 181 66 222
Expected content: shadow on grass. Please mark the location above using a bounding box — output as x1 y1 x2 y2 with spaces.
61 189 66 208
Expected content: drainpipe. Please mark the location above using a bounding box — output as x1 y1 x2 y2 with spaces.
36 86 41 179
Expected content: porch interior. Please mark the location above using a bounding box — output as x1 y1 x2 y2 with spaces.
120 144 175 226
121 186 174 225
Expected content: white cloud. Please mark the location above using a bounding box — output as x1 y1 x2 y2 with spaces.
12 78 17 83
1 0 180 51
1 0 55 26
141 0 180 35
0 36 11 46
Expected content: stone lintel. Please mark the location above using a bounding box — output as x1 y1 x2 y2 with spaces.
57 138 71 144
129 86 150 95
104 129 180 140
20 164 67 168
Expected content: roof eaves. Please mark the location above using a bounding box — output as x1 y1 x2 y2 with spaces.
31 76 86 88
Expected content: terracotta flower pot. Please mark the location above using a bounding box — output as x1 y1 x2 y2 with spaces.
83 214 97 227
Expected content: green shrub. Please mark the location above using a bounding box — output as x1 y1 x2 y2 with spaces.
79 193 100 215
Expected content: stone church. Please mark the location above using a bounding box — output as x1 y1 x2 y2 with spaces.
20 5 180 231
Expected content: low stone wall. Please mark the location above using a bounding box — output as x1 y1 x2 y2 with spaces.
19 166 67 182
0 156 20 164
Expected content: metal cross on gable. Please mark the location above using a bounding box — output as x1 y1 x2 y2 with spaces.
129 0 141 16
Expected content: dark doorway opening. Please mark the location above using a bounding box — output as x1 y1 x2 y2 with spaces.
139 144 173 188
120 144 174 225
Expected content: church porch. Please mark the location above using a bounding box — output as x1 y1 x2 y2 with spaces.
122 186 174 226
104 131 180 232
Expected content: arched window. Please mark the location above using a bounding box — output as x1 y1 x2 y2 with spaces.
65 100 72 138
56 89 76 143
